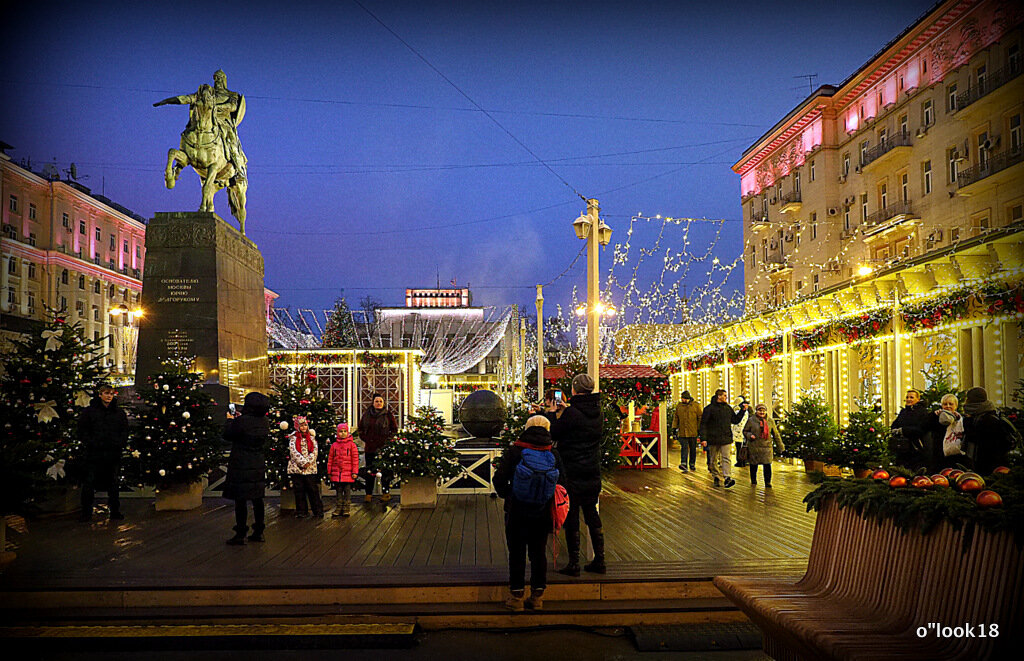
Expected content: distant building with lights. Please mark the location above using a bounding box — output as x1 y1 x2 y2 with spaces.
625 0 1023 424
405 287 472 308
1 145 147 375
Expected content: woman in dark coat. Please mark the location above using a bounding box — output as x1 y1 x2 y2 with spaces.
356 394 398 503
889 389 932 470
223 391 270 545
77 383 129 521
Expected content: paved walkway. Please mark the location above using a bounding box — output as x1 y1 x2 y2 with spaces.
1 463 817 590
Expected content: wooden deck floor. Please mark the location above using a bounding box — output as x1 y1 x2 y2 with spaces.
1 463 817 590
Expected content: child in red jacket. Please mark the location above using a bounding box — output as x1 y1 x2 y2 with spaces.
327 423 360 517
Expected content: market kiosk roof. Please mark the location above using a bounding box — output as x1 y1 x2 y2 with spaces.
544 364 665 381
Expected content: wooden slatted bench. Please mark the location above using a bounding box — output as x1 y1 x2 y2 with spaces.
714 498 1022 660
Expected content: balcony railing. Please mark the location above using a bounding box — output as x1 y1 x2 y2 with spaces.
780 190 801 204
955 60 1023 111
957 146 1024 189
865 200 915 228
860 131 912 168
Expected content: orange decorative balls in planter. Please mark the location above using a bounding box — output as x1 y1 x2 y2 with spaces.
930 474 950 487
911 475 934 488
976 490 1003 507
889 476 908 487
940 467 955 477
955 472 985 493
992 466 1010 476
871 469 890 480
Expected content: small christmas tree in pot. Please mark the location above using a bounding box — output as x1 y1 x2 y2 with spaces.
780 392 838 473
376 406 462 508
130 358 221 510
841 397 891 477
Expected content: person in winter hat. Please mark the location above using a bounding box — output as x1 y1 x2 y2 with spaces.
357 394 398 503
287 415 324 518
742 404 784 487
223 391 270 545
77 383 129 522
327 422 360 517
962 387 1018 474
493 415 565 611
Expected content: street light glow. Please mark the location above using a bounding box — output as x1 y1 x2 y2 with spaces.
857 265 874 277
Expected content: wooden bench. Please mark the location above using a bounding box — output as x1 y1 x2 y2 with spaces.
714 498 1022 660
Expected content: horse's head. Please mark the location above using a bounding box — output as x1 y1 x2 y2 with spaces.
197 84 215 107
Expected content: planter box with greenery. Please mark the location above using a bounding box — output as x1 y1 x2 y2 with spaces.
376 406 462 508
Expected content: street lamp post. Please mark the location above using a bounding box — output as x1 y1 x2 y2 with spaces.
109 304 143 377
573 198 612 392
535 284 544 400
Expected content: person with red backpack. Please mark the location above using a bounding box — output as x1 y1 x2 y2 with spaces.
493 415 566 611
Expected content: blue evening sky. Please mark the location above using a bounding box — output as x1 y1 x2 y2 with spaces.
1 0 936 317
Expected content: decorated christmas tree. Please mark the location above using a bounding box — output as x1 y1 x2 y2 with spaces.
779 392 838 463
377 406 462 482
0 311 109 512
321 296 358 348
267 369 339 489
130 357 221 488
838 398 891 470
919 362 964 409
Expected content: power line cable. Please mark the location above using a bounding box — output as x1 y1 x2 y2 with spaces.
351 0 584 200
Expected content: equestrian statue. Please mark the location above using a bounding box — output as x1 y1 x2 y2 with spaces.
154 70 249 234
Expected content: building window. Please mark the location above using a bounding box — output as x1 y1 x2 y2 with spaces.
76 300 85 317
94 227 101 242
79 220 86 234
93 280 101 294
810 212 817 240
94 331 100 342
809 160 815 182
123 240 129 253
861 193 869 222
812 274 819 293
950 227 960 242
901 173 909 202
971 212 990 234
948 147 959 184
1009 44 1020 71
27 232 36 246
60 295 67 311
63 213 70 229
29 203 36 221
78 275 86 290
61 269 69 285
135 246 141 259
842 153 851 176
28 293 35 310
108 284 115 297
923 99 934 126
749 245 756 267
899 114 908 136
109 234 116 251
976 65 987 95
1008 204 1023 225
879 183 888 210
794 171 801 193
978 132 990 168
946 83 958 112
8 195 17 213
6 289 14 305
28 263 36 279
1009 114 1021 153
922 58 928 75
899 74 905 91
923 160 933 195
878 127 888 145
6 258 16 274
761 238 768 263
859 140 870 165
844 207 852 231
93 306 100 322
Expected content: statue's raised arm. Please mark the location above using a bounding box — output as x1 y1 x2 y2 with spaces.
155 72 249 234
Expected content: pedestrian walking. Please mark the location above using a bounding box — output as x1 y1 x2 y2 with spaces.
742 404 784 487
889 389 932 470
672 391 701 473
962 387 1020 474
223 391 270 545
287 415 324 518
77 383 129 522
493 415 565 611
549 373 606 576
327 422 360 517
357 394 398 503
699 389 747 488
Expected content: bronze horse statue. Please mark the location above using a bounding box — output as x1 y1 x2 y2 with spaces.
156 83 248 234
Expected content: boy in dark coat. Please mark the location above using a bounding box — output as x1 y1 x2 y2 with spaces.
223 391 270 545
77 383 129 521
493 415 565 611
548 373 605 576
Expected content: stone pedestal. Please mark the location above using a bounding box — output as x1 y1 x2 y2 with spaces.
155 479 207 511
135 212 268 404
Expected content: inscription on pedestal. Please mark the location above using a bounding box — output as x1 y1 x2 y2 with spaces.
163 329 195 358
157 278 202 303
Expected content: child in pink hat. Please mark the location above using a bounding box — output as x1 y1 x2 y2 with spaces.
327 422 360 517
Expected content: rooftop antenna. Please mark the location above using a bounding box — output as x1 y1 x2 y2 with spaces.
794 74 818 95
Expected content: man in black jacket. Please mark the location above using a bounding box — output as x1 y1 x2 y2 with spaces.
549 373 606 576
699 389 746 488
77 383 129 521
223 392 270 545
889 389 932 470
